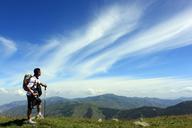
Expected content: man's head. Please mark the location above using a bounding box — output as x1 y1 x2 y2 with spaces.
34 68 41 77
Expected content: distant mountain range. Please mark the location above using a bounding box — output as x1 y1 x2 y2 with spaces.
73 94 190 109
116 101 192 119
0 101 25 113
1 94 192 119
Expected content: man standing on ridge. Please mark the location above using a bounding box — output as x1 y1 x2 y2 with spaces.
26 68 47 124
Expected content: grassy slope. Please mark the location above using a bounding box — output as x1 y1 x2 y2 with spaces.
0 115 192 128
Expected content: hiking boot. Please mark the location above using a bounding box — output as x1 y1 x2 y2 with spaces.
36 114 44 119
27 119 36 124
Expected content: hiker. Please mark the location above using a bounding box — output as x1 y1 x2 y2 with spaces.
25 68 47 124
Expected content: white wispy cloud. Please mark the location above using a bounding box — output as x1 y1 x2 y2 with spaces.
3 2 192 85
39 76 192 99
0 36 17 56
0 88 25 105
38 3 146 79
0 87 8 94
12 2 192 80
73 8 192 77
1 76 192 105
86 88 104 96
14 89 26 96
171 86 192 93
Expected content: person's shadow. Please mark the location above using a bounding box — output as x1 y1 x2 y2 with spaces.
0 119 26 127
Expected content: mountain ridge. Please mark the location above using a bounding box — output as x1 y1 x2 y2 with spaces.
1 94 192 119
1 93 192 111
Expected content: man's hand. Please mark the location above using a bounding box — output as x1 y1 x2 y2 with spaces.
41 83 47 90
44 84 47 90
40 83 47 89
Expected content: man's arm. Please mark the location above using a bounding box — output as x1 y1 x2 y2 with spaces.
27 86 37 96
40 83 47 89
37 79 47 89
27 86 38 96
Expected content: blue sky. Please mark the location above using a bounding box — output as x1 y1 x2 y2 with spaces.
0 0 192 104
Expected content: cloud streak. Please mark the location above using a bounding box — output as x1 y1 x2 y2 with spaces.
38 3 147 79
0 36 17 57
74 8 192 77
0 87 8 94
3 2 192 84
1 76 192 104
42 76 192 99
20 3 192 79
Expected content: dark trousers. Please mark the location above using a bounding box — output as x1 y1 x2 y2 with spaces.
27 95 41 109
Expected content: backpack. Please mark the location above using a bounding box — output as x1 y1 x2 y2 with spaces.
36 84 42 96
23 74 32 91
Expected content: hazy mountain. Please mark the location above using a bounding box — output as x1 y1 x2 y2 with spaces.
1 94 192 119
164 101 192 116
117 107 163 119
116 101 192 119
0 94 164 113
0 101 25 113
1 94 191 112
74 94 188 109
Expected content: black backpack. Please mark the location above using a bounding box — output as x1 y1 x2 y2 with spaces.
23 74 32 91
36 84 42 96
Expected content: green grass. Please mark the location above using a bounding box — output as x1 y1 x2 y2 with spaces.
0 115 192 128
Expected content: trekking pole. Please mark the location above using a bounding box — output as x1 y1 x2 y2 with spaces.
44 87 46 118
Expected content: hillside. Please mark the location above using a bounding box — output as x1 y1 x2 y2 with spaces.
164 101 192 116
1 94 190 112
1 115 192 128
1 94 192 119
2 99 192 120
74 94 187 109
116 101 192 119
0 101 25 113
